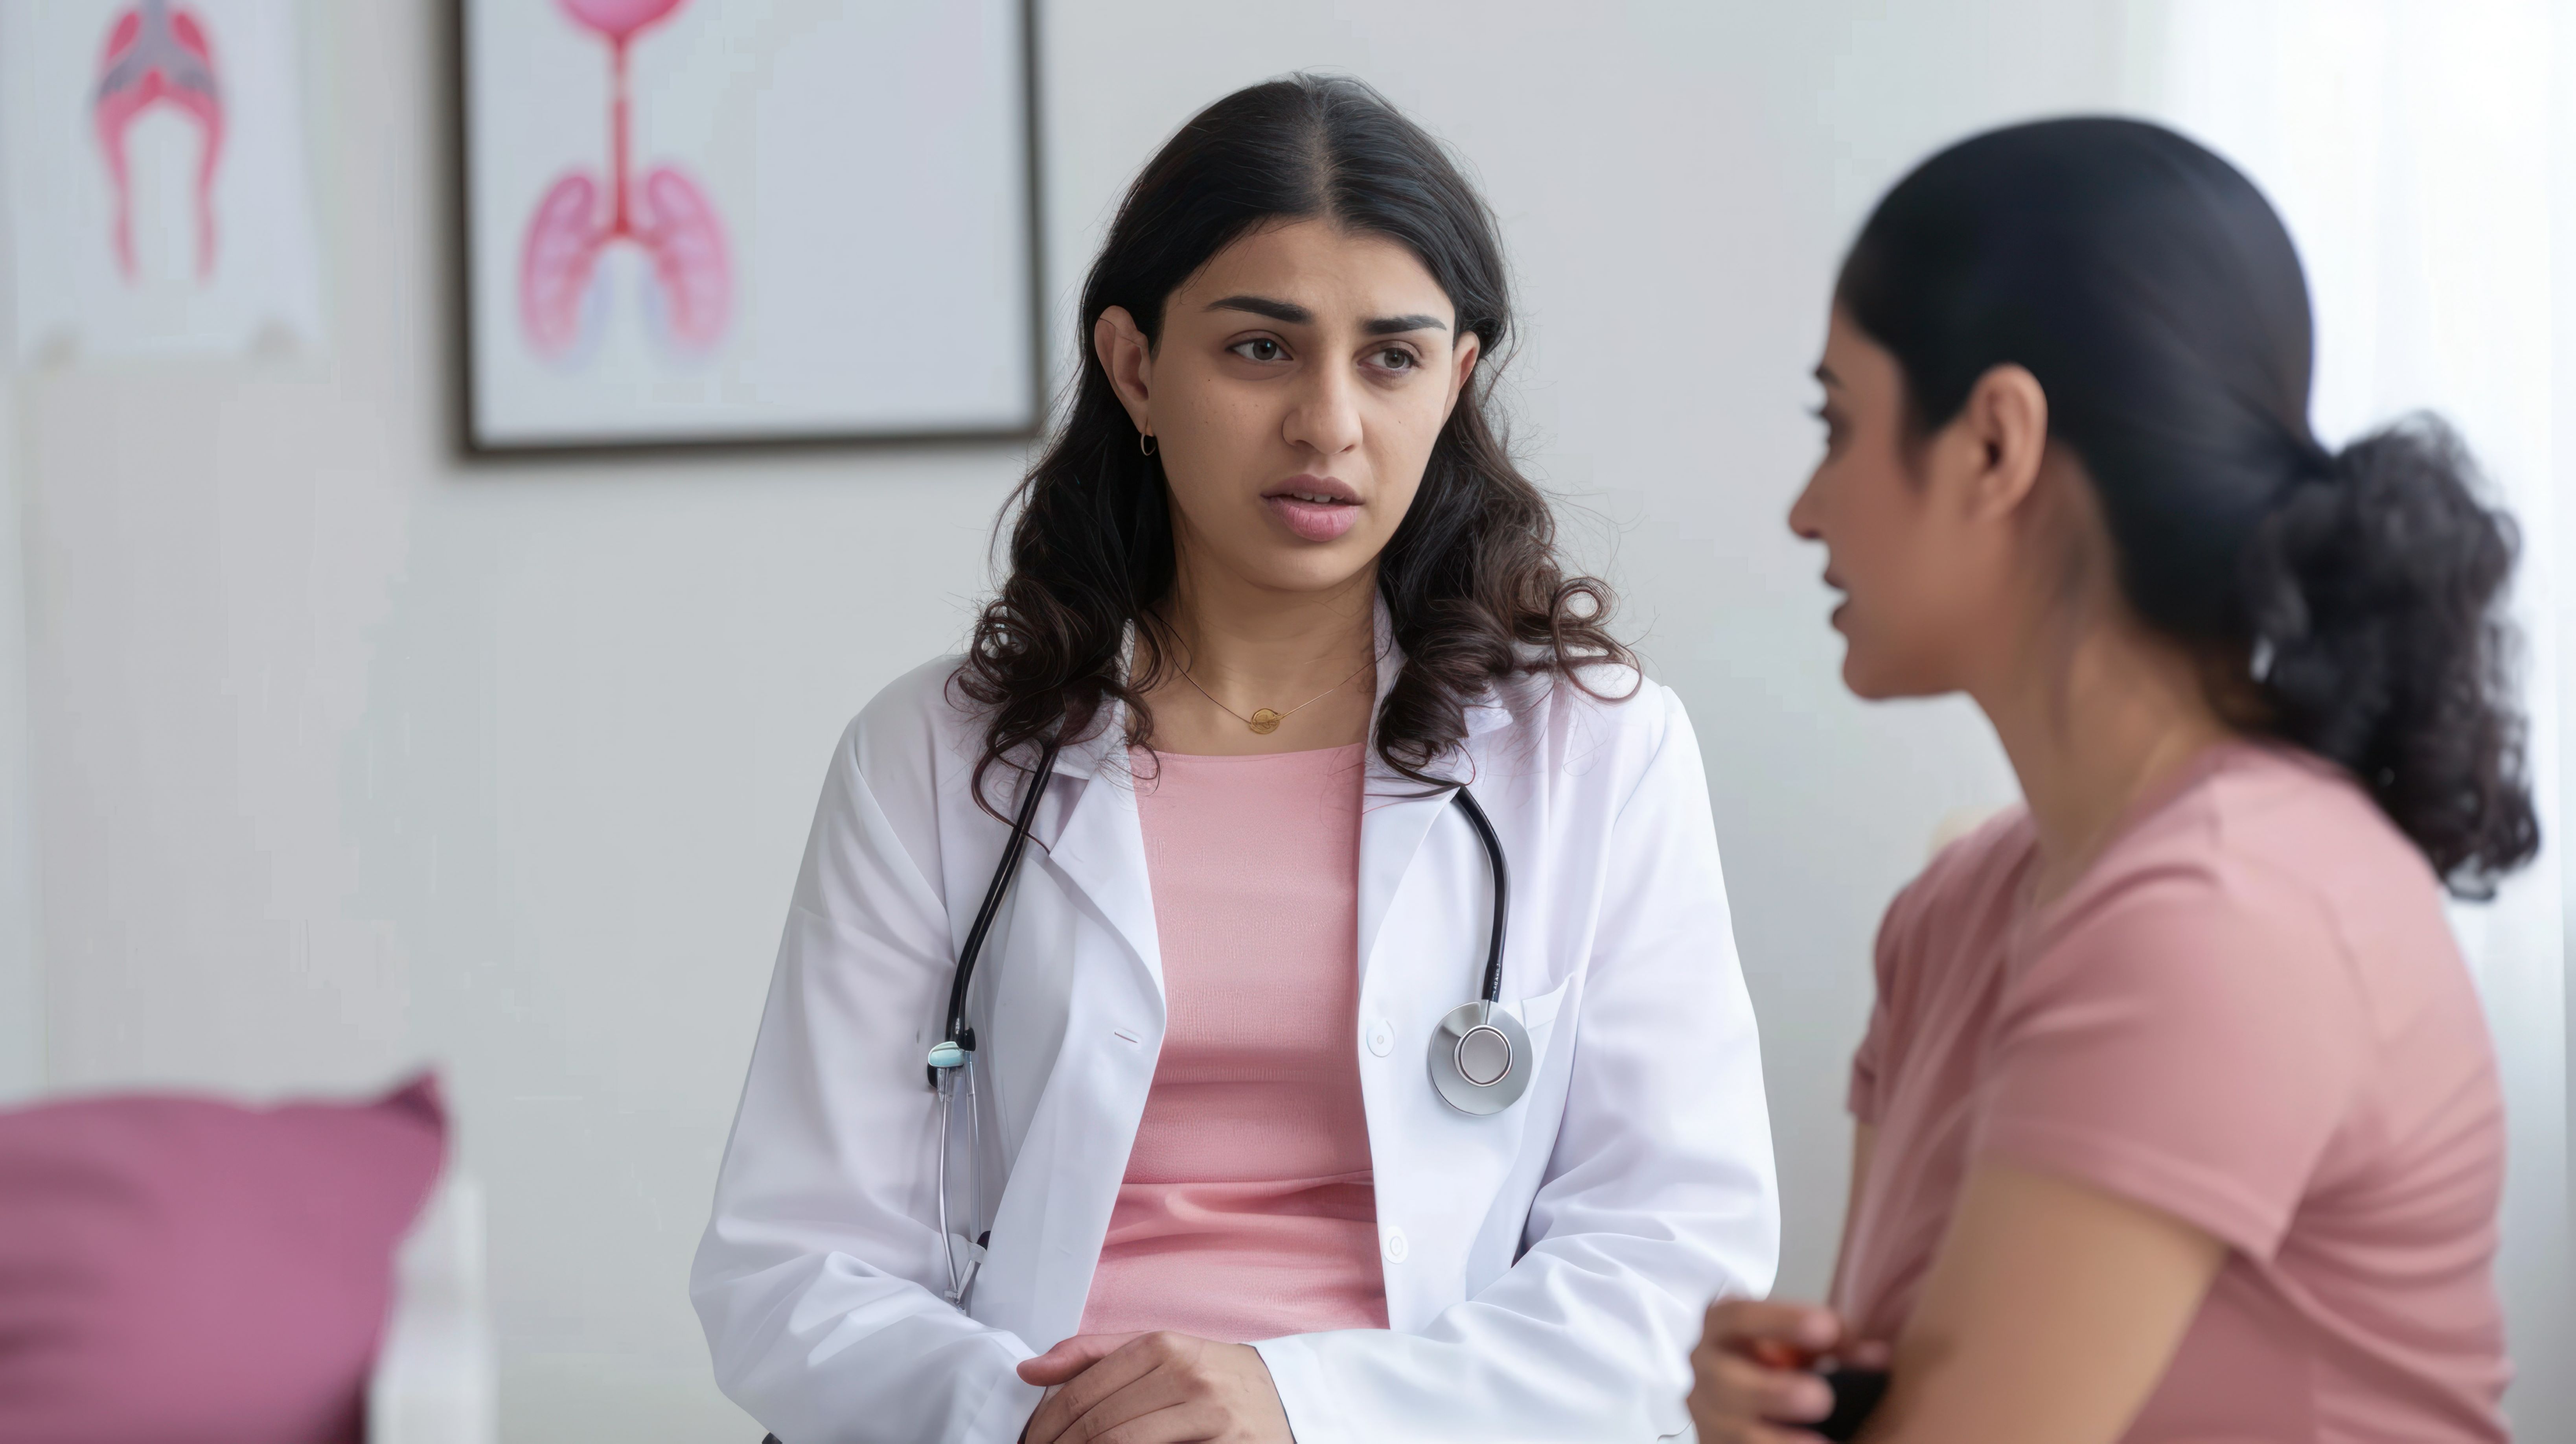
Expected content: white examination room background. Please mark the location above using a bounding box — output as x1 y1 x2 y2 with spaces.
2143 1 2575 1435
0 4 2566 1437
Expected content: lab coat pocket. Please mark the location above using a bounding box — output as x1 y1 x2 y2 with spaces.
1507 977 1575 1062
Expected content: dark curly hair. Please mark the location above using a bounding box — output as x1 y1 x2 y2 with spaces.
953 75 1629 814
1838 117 2537 897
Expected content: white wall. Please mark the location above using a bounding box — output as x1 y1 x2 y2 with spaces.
11 2 2125 1436
0 368 35 1104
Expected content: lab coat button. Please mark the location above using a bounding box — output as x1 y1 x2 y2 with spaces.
1382 1226 1408 1263
1366 1019 1394 1057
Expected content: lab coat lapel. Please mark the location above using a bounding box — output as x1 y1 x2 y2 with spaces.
1354 609 1515 984
1036 727 1164 1003
1356 769 1452 987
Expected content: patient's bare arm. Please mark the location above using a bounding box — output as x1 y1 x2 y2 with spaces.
1858 1162 2223 1444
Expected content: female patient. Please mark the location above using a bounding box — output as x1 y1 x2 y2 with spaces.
1691 118 2532 1442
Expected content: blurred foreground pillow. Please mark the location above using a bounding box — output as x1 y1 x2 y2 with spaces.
0 1073 446 1444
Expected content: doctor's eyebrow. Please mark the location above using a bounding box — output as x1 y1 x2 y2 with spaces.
1207 295 1314 325
1204 295 1452 335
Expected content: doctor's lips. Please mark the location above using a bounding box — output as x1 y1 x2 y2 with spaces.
1264 475 1363 542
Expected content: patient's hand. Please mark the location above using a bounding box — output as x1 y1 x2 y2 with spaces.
1018 1331 1291 1444
1688 1299 1886 1442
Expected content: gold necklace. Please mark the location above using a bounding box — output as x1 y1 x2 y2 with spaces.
1179 655 1376 735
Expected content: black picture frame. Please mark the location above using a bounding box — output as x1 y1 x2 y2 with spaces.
446 0 1047 460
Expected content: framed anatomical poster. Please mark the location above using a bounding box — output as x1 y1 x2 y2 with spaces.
455 0 1043 453
2 0 327 363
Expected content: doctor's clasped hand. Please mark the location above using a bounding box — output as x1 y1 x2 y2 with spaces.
1016 1333 1291 1444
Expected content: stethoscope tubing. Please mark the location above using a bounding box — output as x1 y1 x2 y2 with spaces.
937 744 1507 1076
1447 786 1509 1007
932 739 1061 1087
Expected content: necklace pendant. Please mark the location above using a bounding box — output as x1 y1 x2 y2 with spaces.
1247 708 1284 735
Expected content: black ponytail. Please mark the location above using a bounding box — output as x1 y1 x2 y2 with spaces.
1840 118 2537 896
2242 420 2535 893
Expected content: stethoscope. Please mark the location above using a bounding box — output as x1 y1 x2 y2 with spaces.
922 740 1527 1304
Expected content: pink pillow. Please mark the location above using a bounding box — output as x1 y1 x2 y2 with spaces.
0 1073 446 1444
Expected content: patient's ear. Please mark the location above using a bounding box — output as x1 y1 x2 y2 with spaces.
1956 363 2049 521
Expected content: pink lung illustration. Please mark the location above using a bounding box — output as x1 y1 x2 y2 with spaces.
94 0 225 282
520 0 732 361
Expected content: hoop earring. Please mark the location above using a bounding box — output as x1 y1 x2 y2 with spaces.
1139 432 1157 457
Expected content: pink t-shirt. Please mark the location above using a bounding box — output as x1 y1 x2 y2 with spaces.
1838 742 2507 1442
1078 743 1389 1341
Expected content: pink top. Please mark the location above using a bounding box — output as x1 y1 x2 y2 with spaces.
1078 743 1389 1341
1839 742 2507 1442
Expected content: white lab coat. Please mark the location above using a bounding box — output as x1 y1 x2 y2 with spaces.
692 632 1779 1443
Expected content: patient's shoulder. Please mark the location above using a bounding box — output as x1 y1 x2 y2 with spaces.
1876 806 2037 991
1908 805 2036 915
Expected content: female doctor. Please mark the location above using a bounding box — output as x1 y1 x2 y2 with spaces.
692 74 1777 1444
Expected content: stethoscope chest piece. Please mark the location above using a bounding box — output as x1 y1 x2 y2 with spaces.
1428 999 1533 1115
